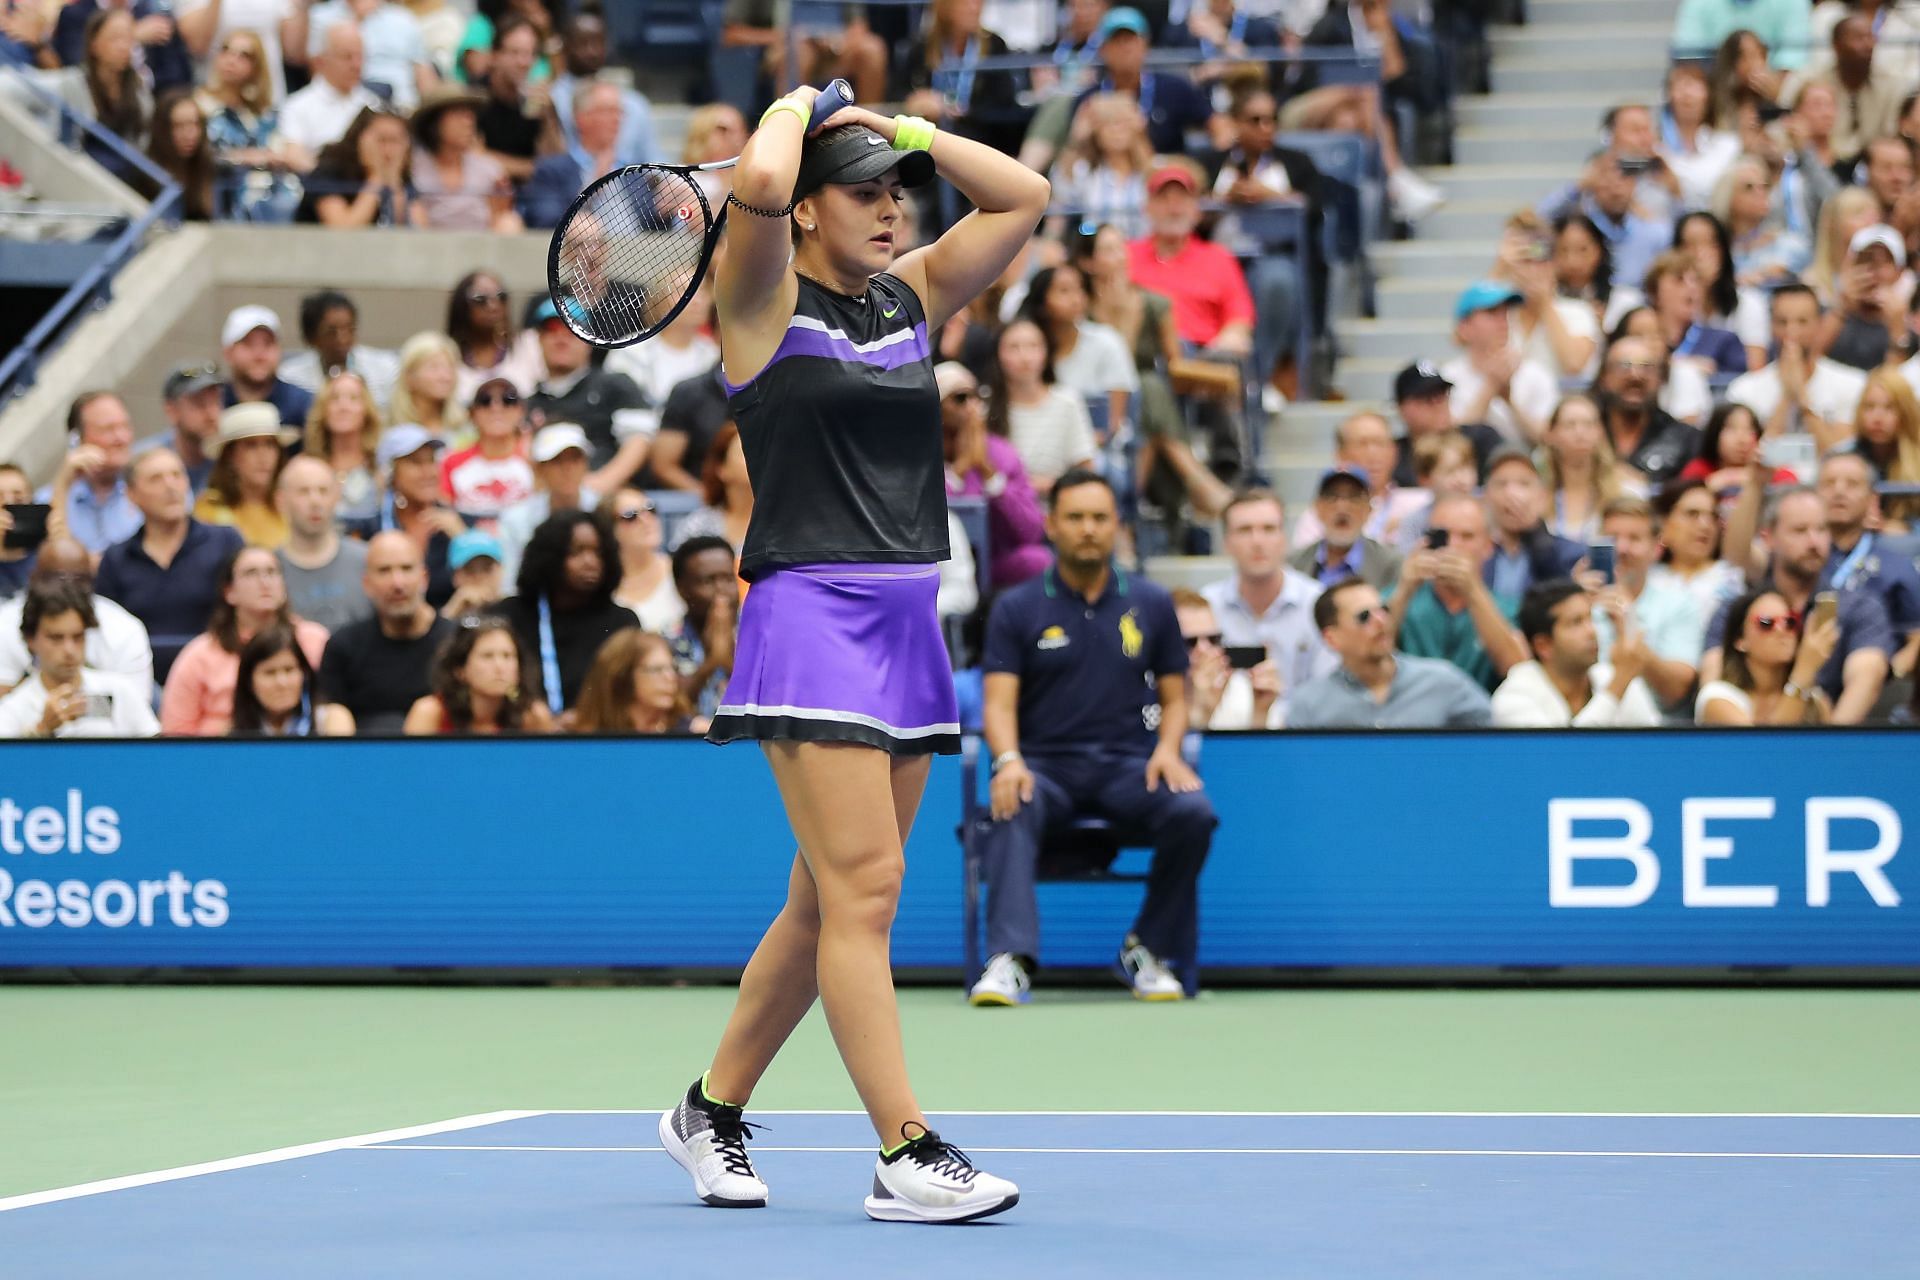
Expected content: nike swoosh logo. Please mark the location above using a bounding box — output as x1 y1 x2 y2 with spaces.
882 303 899 318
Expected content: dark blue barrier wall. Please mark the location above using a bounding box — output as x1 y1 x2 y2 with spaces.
0 733 1914 972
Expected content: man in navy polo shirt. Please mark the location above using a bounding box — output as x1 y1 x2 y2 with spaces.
92 449 243 685
974 470 1215 1007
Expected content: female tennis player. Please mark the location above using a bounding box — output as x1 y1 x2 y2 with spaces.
657 86 1048 1224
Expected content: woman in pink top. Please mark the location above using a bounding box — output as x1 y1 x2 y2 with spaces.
160 546 329 736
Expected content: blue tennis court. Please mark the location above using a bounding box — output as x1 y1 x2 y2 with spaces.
5 1110 1917 1278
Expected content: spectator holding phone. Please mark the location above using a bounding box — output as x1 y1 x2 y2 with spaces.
228 624 324 736
1492 580 1662 727
1701 487 1891 722
1820 226 1910 373
1290 579 1492 729
1697 587 1838 724
0 538 153 701
0 463 39 599
1591 496 1704 711
1173 589 1282 730
0 577 159 738
1482 448 1587 599
1200 489 1334 724
1390 494 1529 691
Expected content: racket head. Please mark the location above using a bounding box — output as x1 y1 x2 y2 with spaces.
546 165 723 349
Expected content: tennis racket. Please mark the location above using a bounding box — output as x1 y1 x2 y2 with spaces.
546 79 856 349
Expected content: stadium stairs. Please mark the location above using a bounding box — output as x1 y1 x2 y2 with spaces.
1261 0 1679 512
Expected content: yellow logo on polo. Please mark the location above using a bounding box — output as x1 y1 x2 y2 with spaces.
1118 610 1143 658
1036 625 1069 651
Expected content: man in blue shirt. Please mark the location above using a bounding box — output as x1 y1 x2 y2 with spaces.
1536 150 1672 290
519 81 647 229
92 449 244 684
974 470 1214 1006
1482 448 1585 600
1073 9 1216 156
38 392 143 557
549 12 655 168
1816 452 1920 649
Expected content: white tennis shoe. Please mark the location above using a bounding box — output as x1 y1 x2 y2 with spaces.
1116 936 1184 1001
968 953 1031 1006
865 1129 1019 1224
659 1083 769 1208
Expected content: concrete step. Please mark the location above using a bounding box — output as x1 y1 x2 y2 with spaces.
1455 92 1623 132
1372 238 1503 280
1429 164 1562 207
1415 197 1532 241
1327 356 1407 404
1376 276 1480 322
1525 0 1678 28
1454 126 1604 168
1490 57 1662 96
1342 316 1453 362
1490 22 1673 65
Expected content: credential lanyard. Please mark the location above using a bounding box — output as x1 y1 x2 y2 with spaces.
537 595 565 713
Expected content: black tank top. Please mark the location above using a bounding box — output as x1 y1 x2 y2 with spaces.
724 272 949 580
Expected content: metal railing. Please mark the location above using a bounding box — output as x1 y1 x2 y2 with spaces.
0 52 181 408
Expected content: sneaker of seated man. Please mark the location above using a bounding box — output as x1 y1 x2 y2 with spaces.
972 470 1215 1006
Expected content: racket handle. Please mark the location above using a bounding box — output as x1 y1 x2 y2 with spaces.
811 78 855 125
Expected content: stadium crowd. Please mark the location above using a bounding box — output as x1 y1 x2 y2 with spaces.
2 0 1920 737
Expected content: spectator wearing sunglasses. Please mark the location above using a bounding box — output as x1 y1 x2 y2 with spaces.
939 362 1049 588
608 487 685 634
1289 579 1492 729
1173 589 1282 730
1697 587 1838 724
1700 487 1893 723
447 271 544 408
440 377 534 524
278 290 401 412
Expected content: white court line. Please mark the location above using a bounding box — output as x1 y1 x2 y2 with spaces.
362 1144 1920 1161
0 1111 540 1213
12 1110 1919 1212
541 1109 1920 1119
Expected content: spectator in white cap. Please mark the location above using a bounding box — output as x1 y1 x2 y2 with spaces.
496 423 599 587
220 305 315 429
1822 225 1912 373
194 403 300 549
1439 281 1559 446
375 422 462 608
441 528 507 621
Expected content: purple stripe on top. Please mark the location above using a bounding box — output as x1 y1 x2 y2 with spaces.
725 322 930 395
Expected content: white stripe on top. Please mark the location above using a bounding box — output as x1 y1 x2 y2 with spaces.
786 314 924 353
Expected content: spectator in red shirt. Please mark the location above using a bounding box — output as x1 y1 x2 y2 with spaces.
439 376 534 525
1126 162 1255 361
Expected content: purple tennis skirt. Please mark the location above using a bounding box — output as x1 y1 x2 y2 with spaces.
706 562 961 755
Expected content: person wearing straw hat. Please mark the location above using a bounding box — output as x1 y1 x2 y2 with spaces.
194 403 300 550
411 81 523 233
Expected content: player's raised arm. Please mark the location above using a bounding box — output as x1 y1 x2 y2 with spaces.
715 87 821 329
886 121 1051 331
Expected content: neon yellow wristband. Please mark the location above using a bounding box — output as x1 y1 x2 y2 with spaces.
759 98 810 130
891 115 936 153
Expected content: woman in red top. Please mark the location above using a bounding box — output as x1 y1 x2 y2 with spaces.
1678 402 1798 496
403 615 553 735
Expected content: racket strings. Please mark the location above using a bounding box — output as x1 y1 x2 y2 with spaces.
551 168 716 345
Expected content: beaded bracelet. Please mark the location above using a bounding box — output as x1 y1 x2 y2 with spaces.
726 191 796 219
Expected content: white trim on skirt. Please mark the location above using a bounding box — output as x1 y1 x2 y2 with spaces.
712 701 961 739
